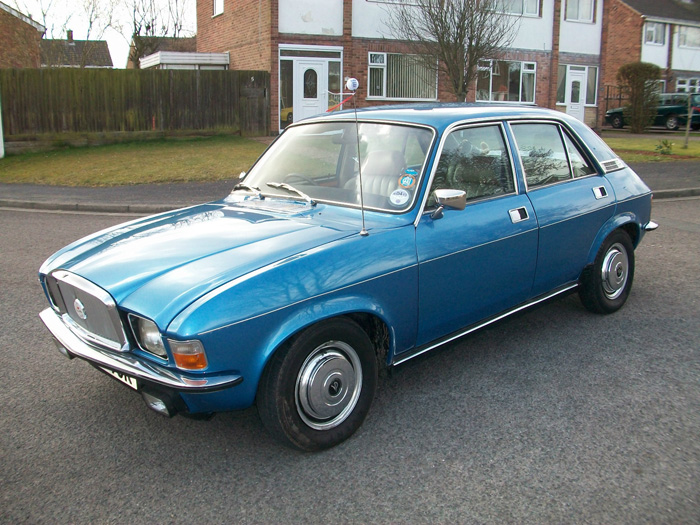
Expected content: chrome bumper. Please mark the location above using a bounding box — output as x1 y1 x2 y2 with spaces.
645 221 659 232
40 308 243 392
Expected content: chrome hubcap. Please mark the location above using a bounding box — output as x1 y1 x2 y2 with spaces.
296 341 362 430
601 242 628 300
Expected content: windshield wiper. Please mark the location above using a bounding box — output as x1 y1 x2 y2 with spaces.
232 183 263 199
266 182 316 206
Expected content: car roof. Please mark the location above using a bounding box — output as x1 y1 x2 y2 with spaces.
305 103 581 133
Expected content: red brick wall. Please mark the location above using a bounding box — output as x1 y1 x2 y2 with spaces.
196 0 273 71
599 0 643 122
0 9 42 68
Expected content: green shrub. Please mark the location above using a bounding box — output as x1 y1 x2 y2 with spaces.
617 62 661 134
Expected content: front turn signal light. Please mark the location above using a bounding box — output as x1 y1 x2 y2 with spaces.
168 339 208 370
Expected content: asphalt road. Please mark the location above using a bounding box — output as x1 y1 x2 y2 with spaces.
1 200 699 524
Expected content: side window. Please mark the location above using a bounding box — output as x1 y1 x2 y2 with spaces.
563 133 597 178
511 123 572 188
430 124 515 203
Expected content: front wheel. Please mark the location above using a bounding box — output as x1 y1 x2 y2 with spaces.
610 115 624 129
579 230 635 314
257 318 378 451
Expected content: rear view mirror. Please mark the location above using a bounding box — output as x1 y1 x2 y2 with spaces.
431 189 467 220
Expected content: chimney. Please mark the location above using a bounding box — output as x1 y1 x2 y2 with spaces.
67 30 73 43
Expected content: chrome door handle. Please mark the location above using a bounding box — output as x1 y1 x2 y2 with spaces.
593 186 609 200
509 207 529 223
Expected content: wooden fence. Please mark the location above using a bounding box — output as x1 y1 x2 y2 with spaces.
0 68 270 137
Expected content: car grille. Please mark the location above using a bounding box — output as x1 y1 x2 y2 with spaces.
45 270 129 352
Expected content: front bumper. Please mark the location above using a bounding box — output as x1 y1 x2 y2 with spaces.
40 308 243 393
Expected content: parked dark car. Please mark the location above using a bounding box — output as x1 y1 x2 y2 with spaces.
40 104 657 451
605 92 700 130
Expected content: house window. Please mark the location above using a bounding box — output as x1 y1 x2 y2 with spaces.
644 22 665 45
677 78 700 93
565 0 594 22
213 0 223 16
476 60 536 103
367 52 437 100
679 26 700 48
499 0 540 16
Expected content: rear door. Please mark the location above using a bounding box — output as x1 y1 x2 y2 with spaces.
508 121 615 296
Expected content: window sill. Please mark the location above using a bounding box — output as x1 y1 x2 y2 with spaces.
212 12 223 19
366 96 438 102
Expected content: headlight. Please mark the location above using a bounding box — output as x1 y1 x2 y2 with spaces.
130 315 167 358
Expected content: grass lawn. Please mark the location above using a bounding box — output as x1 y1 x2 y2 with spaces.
1 131 699 187
0 135 268 186
602 132 700 163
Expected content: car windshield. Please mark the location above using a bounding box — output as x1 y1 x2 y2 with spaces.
235 121 434 212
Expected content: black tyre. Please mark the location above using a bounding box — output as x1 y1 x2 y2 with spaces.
610 115 624 129
257 318 378 451
579 230 635 314
665 114 679 131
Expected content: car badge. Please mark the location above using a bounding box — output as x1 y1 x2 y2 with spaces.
73 298 87 320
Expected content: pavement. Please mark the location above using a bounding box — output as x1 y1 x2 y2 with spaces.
1 161 699 214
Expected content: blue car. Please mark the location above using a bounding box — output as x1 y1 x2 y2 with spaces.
39 104 658 451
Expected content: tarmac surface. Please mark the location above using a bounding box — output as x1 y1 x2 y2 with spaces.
1 161 699 214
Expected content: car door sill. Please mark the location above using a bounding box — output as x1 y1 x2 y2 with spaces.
391 283 580 367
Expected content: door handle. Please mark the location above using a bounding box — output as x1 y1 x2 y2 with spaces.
509 207 529 223
593 186 608 200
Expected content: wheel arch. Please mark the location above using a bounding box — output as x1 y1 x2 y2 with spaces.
585 213 641 268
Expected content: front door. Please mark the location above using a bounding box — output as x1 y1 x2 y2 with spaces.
295 60 328 122
566 69 586 122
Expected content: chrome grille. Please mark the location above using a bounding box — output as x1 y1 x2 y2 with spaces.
47 270 129 352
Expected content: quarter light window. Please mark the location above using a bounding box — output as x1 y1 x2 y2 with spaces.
367 52 437 100
566 0 594 22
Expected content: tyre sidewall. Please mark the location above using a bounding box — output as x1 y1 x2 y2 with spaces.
258 318 378 451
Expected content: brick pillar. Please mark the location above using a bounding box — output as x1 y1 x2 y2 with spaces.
548 0 562 110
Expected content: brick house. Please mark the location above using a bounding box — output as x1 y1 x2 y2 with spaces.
601 0 700 97
0 1 45 69
195 0 694 132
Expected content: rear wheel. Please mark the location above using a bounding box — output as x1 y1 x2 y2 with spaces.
610 115 623 129
579 230 635 314
257 318 378 451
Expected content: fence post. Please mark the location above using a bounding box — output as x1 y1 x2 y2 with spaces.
0 89 4 159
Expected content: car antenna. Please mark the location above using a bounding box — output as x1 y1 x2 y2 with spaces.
346 77 369 237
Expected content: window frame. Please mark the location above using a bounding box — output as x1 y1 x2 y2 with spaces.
644 22 666 45
476 59 537 104
565 0 595 23
556 65 598 106
498 0 540 17
213 0 223 17
679 26 700 49
508 120 597 192
366 51 438 102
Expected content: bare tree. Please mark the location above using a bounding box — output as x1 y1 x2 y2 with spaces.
383 0 521 101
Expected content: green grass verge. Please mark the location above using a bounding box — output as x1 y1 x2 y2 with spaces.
0 135 268 186
603 134 700 163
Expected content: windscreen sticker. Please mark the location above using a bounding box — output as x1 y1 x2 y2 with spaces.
390 189 410 206
399 174 416 188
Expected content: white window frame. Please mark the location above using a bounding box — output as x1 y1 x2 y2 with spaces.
565 0 594 23
679 26 700 48
644 22 665 45
676 78 700 93
213 0 223 17
476 59 537 104
366 52 438 101
498 0 540 17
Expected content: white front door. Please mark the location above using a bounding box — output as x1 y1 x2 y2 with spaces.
566 70 586 122
294 59 328 121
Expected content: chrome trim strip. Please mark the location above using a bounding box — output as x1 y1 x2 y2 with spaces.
40 308 242 392
391 283 579 367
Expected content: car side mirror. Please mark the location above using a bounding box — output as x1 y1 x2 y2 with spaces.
431 189 467 220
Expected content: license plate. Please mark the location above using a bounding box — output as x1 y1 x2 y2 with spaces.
100 367 138 390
